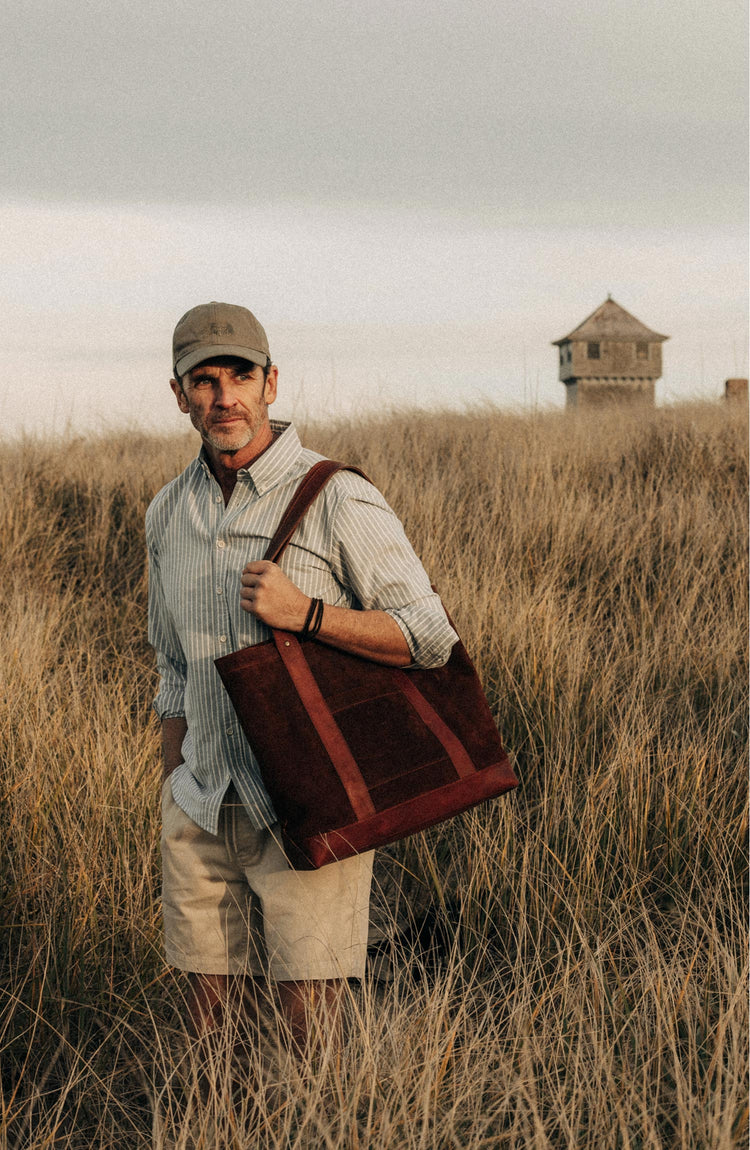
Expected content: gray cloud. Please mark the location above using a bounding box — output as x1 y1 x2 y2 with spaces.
1 0 746 226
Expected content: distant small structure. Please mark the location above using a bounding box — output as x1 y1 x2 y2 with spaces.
553 296 669 408
725 378 748 402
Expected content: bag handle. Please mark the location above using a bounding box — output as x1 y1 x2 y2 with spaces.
263 460 371 564
260 459 377 822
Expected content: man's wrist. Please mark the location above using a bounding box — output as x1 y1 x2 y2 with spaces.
299 596 316 634
299 597 324 638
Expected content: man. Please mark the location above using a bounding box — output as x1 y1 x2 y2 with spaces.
147 301 457 1054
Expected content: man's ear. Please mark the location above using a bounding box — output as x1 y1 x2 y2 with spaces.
170 377 190 413
263 365 278 406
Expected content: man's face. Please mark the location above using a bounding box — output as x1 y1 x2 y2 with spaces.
171 356 278 456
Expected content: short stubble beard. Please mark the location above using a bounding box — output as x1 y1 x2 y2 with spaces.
204 424 255 454
199 404 269 456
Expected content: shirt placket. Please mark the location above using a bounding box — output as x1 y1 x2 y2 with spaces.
204 476 233 658
207 481 245 755
212 473 262 657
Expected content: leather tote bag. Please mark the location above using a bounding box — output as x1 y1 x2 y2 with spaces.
215 460 518 869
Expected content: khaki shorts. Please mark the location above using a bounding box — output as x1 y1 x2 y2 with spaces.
161 779 373 981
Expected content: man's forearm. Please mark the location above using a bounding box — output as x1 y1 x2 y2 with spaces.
161 716 188 782
314 604 412 666
240 560 412 666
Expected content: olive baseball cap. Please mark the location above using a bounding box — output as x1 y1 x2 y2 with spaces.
172 301 271 378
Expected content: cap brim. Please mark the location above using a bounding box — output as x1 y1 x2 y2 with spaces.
175 344 269 377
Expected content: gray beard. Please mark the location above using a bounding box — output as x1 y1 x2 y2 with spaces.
204 424 254 454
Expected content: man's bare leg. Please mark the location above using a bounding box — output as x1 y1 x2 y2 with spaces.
183 973 272 1121
186 973 345 1059
186 973 229 1034
275 979 347 1061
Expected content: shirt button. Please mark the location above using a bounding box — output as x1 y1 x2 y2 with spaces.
215 496 222 504
217 540 226 549
216 587 223 595
219 635 227 643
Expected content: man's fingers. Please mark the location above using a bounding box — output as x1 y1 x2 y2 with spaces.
242 560 274 575
241 560 277 587
241 570 266 587
240 586 259 614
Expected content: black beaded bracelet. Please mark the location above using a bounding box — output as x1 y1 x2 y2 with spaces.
308 598 325 638
300 597 323 639
301 597 319 637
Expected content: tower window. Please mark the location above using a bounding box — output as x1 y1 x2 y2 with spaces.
636 342 649 359
587 342 600 359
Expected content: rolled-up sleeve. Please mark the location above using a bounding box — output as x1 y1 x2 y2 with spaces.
330 486 457 669
147 531 187 720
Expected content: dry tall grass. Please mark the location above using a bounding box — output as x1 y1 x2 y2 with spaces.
1 401 747 1148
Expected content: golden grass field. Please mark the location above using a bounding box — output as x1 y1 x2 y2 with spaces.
1 400 747 1148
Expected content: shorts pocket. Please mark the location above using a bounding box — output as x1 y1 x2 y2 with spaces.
161 774 172 812
161 780 206 846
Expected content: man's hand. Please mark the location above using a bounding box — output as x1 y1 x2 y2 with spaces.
161 716 187 785
240 561 310 631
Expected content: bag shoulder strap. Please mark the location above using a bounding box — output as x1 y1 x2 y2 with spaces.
264 460 372 564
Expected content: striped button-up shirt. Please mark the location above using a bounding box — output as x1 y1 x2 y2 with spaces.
147 421 458 834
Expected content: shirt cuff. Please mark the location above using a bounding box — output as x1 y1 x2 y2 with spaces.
152 687 186 721
385 598 458 669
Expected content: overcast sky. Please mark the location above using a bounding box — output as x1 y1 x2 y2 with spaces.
2 0 747 437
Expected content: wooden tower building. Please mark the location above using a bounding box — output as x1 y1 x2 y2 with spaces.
553 297 669 407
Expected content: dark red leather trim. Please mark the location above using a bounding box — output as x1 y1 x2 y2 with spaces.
273 631 376 820
392 669 475 779
294 757 518 868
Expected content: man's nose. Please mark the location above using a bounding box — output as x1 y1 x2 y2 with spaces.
213 373 237 406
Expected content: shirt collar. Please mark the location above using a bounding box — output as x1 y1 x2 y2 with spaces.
198 421 304 497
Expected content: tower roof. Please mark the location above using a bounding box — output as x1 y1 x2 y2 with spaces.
552 297 669 345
